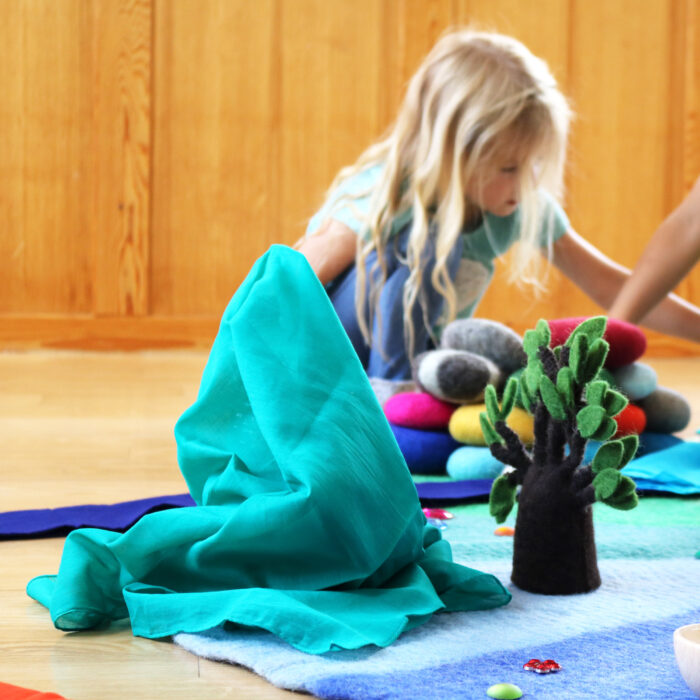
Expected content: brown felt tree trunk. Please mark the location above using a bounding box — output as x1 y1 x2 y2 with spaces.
511 463 601 595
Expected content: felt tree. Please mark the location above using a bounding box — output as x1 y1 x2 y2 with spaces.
481 316 639 595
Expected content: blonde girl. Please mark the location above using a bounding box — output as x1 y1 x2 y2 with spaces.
297 29 700 379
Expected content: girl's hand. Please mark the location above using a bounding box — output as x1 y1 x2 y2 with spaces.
294 219 357 286
549 227 700 344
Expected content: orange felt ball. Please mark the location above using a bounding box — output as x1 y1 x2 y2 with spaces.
613 403 647 438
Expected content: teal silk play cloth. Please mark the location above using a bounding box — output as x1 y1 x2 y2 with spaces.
26 246 510 654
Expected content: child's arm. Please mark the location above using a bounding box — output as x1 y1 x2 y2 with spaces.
608 176 700 323
294 219 357 286
549 227 700 344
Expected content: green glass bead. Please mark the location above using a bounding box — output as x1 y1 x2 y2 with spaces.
486 682 523 699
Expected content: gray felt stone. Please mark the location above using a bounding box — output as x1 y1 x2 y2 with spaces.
440 318 526 375
612 362 658 401
638 386 691 434
412 348 502 404
368 377 417 408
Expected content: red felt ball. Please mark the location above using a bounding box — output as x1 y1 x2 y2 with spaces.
548 317 647 369
384 391 456 430
613 403 647 437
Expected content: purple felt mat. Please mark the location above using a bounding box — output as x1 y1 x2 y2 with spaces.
0 494 195 539
414 479 493 504
0 484 492 540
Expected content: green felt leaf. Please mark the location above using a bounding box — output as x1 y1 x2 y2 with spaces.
535 318 551 347
523 329 543 358
565 316 607 347
556 367 575 410
585 380 608 407
599 368 618 388
539 375 567 421
593 468 622 500
569 334 589 384
519 373 533 414
607 493 639 510
489 473 517 524
603 387 628 417
584 338 609 382
485 384 500 425
553 345 562 362
480 412 504 446
603 475 639 510
524 361 543 398
500 377 518 420
619 434 640 467
590 416 618 442
577 405 605 438
591 440 624 473
613 474 637 498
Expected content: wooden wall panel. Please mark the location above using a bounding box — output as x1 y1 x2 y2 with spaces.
0 0 94 314
1 0 698 354
278 0 385 241
151 0 279 316
92 0 152 316
476 0 700 343
282 0 454 241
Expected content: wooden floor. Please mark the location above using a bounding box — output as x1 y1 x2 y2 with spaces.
1 350 698 699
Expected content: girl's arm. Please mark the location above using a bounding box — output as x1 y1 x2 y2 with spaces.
608 176 700 323
549 228 700 343
294 219 358 286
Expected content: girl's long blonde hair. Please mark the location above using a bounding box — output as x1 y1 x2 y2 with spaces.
318 28 571 356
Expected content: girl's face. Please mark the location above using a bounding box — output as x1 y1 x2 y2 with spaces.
465 158 522 218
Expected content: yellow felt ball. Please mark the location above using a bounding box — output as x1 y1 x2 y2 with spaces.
448 404 534 446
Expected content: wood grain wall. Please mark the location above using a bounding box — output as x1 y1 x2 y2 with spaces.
1 0 698 353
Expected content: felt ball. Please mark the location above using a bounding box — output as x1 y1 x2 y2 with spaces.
384 392 456 430
446 445 504 480
369 377 417 408
548 317 647 369
389 424 460 475
487 683 523 700
448 404 534 446
612 362 658 400
638 386 692 434
613 404 647 438
412 348 502 404
440 318 526 375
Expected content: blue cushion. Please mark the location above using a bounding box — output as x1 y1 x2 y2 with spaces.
390 424 460 475
446 446 504 480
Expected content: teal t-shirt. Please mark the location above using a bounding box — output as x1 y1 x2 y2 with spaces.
307 165 570 320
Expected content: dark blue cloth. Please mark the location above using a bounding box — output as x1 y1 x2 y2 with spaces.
327 226 463 379
0 494 195 539
415 479 493 504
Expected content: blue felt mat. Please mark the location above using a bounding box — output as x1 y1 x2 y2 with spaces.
174 497 700 699
2 438 698 538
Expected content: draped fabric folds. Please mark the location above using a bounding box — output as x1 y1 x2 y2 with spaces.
27 246 510 654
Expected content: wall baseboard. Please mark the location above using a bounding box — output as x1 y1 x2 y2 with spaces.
1 315 697 357
0 316 220 351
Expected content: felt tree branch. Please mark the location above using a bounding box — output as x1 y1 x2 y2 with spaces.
480 382 532 473
480 316 640 595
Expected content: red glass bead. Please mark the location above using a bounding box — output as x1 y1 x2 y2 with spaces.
542 660 561 672
422 507 454 520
